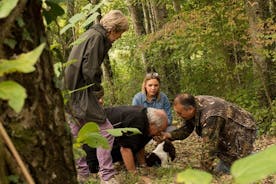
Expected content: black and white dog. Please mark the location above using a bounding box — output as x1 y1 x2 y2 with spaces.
145 140 176 167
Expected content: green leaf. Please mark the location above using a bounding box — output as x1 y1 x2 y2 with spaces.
231 145 276 184
81 12 100 28
0 43 46 76
77 132 109 149
60 23 73 35
69 13 86 24
0 81 26 113
4 39 17 49
78 122 100 136
176 168 212 184
106 128 142 137
0 0 19 19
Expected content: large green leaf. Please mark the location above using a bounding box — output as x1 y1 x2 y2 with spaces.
0 43 46 76
0 81 26 113
78 122 100 136
0 0 18 19
231 145 276 184
77 122 109 149
106 128 142 137
76 132 109 149
176 168 212 184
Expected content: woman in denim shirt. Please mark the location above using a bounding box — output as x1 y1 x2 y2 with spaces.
132 72 175 132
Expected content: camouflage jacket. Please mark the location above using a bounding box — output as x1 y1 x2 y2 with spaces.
170 96 257 171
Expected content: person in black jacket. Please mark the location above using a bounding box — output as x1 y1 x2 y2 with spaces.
64 10 128 184
84 106 168 176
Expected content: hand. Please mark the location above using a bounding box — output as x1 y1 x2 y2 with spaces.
161 132 172 139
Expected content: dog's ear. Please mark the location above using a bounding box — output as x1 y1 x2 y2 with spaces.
146 153 161 167
163 140 176 161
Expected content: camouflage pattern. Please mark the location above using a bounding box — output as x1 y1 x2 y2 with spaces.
171 96 257 173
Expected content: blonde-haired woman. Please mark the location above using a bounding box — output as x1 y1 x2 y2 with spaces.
132 72 175 132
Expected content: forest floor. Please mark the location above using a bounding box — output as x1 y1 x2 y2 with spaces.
87 133 276 184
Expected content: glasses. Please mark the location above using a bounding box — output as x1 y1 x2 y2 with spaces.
146 72 159 78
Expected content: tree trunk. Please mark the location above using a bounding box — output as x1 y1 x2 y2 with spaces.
245 0 274 107
0 1 77 183
126 0 146 35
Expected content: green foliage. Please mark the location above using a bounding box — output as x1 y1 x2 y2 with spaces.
0 43 46 76
0 0 18 18
231 145 276 184
76 122 109 149
0 43 45 113
107 128 142 137
0 81 26 113
176 168 213 184
43 1 65 25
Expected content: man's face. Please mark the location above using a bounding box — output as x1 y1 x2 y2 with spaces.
173 103 195 120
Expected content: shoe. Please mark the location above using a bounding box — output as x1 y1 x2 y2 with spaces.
100 177 119 184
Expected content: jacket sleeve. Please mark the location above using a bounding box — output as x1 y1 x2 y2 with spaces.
170 120 194 140
82 35 105 90
163 94 173 125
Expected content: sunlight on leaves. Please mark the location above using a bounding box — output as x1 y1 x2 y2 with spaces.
176 168 212 184
107 128 142 137
0 43 46 76
231 145 276 184
0 81 26 113
0 0 18 19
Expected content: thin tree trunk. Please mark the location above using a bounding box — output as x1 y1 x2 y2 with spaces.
126 0 146 35
0 0 77 183
245 0 273 107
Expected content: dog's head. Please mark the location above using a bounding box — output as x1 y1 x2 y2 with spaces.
146 140 176 167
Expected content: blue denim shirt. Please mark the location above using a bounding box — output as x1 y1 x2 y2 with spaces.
132 92 172 125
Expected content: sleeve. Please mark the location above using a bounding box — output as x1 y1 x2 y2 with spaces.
82 35 105 89
200 116 225 172
170 120 194 140
132 93 141 106
162 94 173 125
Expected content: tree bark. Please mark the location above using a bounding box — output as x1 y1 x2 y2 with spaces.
126 0 146 35
0 1 77 183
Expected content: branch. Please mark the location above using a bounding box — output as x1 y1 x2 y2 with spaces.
0 120 35 184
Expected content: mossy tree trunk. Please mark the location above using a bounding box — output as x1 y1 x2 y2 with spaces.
0 1 77 183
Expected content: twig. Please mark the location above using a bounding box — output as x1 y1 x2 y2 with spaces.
0 120 35 184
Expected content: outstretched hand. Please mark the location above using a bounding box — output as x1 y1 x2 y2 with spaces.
153 132 172 143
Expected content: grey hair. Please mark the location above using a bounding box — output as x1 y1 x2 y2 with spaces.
100 10 129 33
146 108 165 128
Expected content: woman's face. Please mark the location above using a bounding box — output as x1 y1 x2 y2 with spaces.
145 79 160 97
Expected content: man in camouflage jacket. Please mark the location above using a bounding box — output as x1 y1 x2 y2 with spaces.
161 93 257 174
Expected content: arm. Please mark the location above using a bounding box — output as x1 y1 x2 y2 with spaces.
136 148 147 166
132 93 141 106
82 35 105 90
120 147 137 173
200 116 225 172
163 94 173 126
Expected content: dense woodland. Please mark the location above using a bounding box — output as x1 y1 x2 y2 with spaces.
0 0 275 183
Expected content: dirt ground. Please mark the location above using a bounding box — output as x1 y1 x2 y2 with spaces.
143 133 276 184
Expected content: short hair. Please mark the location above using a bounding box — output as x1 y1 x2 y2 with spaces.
147 108 165 128
100 10 129 33
141 72 161 98
173 93 196 109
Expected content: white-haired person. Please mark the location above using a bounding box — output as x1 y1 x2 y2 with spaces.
64 10 129 184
